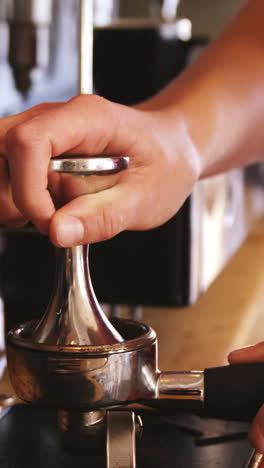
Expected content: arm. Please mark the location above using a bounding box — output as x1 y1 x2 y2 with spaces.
1 0 264 244
138 0 264 176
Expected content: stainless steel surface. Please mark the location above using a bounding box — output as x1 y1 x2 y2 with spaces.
246 450 264 468
110 304 122 318
7 0 53 94
34 154 130 347
0 394 19 420
158 371 204 401
41 155 129 346
93 0 182 28
0 290 18 421
7 311 208 412
31 245 123 346
79 0 93 94
92 0 192 44
107 411 136 468
58 409 106 453
49 156 129 175
8 0 53 22
7 319 158 410
130 306 143 321
48 156 129 203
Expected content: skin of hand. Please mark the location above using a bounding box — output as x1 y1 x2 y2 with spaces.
229 344 264 456
0 97 201 245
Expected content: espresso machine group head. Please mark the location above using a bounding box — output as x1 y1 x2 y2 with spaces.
1 0 53 95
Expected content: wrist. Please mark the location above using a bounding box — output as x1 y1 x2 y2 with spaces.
137 105 202 187
135 2 264 179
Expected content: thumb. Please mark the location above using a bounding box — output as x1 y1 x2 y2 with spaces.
49 183 139 246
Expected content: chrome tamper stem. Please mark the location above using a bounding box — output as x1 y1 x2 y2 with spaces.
246 451 264 468
31 155 129 347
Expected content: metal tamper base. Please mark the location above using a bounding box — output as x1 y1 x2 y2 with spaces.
7 318 158 454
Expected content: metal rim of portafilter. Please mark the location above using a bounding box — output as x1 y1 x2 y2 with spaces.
7 318 158 411
7 316 158 455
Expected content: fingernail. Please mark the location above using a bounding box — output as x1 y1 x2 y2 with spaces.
231 345 251 354
56 216 84 247
231 345 255 354
228 345 256 360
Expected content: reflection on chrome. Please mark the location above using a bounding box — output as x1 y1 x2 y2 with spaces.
157 371 204 401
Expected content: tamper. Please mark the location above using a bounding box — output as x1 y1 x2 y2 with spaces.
6 155 264 467
7 154 138 456
246 450 264 468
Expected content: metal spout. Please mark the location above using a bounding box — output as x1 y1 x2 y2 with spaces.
31 245 123 346
7 0 53 96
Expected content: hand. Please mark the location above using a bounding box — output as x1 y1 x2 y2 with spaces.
0 94 201 246
229 343 264 454
0 104 59 227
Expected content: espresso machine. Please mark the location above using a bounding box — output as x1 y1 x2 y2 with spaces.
0 1 264 467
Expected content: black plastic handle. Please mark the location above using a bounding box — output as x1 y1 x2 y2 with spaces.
204 363 264 420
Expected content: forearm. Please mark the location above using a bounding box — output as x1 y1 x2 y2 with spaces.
139 0 264 177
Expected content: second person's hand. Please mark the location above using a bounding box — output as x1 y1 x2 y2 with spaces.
229 344 264 456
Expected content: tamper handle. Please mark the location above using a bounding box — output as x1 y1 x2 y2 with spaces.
204 363 264 420
32 155 130 346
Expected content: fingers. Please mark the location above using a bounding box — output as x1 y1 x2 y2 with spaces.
0 157 28 227
3 95 200 242
228 342 264 455
48 145 194 247
0 103 62 157
249 406 264 454
5 95 138 233
0 103 62 230
6 124 55 233
228 342 264 364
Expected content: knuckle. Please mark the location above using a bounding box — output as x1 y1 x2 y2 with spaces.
6 124 33 151
89 94 110 110
71 93 112 114
32 102 52 112
69 93 91 107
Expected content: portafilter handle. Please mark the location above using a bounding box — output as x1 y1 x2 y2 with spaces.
156 362 264 421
